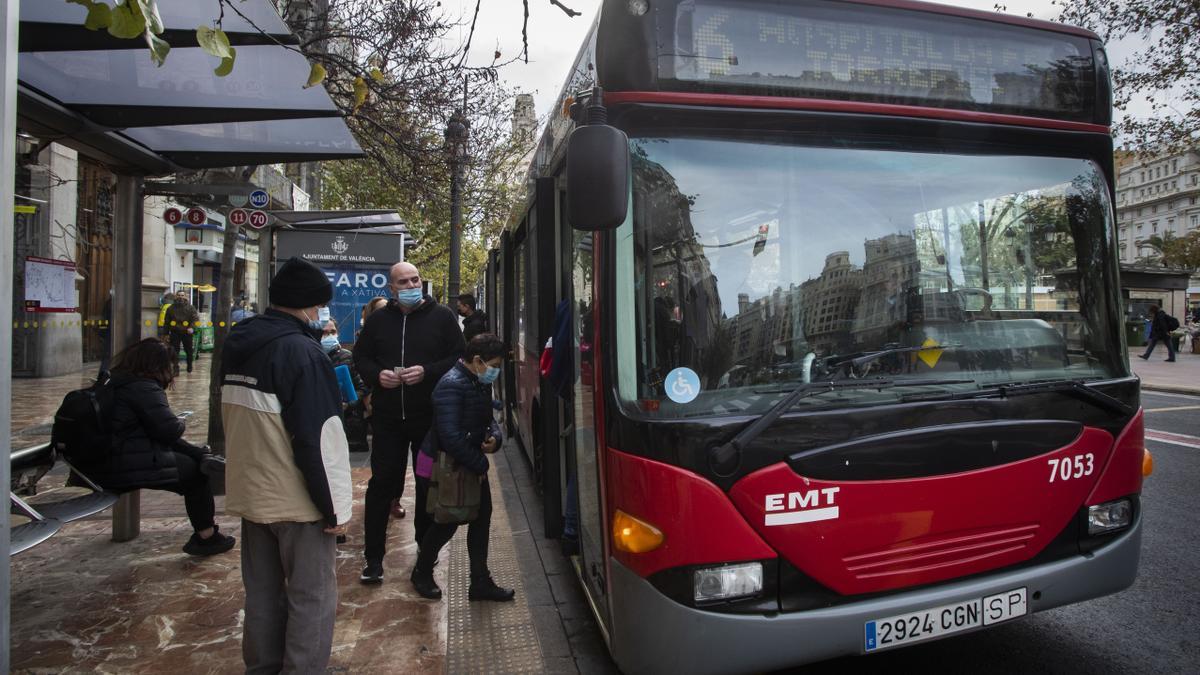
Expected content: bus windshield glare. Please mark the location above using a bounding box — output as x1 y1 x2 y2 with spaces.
614 136 1124 417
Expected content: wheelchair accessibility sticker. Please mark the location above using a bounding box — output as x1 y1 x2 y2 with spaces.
665 367 701 404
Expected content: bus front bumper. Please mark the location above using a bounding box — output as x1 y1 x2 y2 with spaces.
608 515 1142 675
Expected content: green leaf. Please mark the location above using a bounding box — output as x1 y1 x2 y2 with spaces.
108 2 147 39
304 62 327 89
145 30 171 67
214 47 236 77
83 2 112 31
369 68 385 83
139 0 164 34
352 76 368 112
196 25 233 59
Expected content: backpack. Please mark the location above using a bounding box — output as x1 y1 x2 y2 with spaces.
1165 314 1181 332
51 374 115 463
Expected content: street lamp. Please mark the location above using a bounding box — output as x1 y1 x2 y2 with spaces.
444 110 469 304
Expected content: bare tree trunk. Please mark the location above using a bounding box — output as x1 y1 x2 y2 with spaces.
206 169 256 452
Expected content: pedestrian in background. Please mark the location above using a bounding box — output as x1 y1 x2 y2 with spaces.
411 333 513 602
457 293 488 342
221 256 352 674
1139 304 1177 363
165 291 200 374
353 262 464 585
322 318 368 452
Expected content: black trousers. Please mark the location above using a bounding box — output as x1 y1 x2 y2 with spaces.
159 447 216 532
415 477 492 577
364 414 431 562
169 330 196 370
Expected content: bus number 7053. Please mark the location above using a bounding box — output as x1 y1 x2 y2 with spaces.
1048 454 1095 483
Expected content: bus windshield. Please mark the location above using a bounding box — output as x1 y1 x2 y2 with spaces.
614 135 1125 418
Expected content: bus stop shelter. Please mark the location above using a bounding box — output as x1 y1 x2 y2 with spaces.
1 1 365 664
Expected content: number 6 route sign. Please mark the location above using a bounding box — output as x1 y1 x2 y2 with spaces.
228 208 249 227
163 207 183 225
248 210 270 229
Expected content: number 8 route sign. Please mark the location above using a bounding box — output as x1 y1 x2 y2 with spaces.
228 208 249 227
248 210 270 229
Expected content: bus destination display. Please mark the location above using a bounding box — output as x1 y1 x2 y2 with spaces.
668 0 1097 121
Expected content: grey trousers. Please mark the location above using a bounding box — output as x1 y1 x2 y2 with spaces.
241 519 337 675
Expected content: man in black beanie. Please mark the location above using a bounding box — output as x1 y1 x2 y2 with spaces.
220 256 352 674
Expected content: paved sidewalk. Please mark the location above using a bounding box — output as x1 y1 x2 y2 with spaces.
1129 345 1200 395
9 357 549 673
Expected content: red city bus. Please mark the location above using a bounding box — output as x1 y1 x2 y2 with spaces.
487 1 1149 672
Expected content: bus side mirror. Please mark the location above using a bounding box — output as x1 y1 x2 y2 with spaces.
566 124 630 231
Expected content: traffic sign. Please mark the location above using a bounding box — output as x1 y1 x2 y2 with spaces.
185 207 207 226
228 193 248 208
228 208 249 227
248 189 269 209
163 207 183 225
248 210 270 229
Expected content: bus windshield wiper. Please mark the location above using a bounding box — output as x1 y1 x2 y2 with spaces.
900 379 1132 416
710 378 976 471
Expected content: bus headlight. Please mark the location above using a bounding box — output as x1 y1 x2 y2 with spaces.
693 562 763 603
1088 498 1132 535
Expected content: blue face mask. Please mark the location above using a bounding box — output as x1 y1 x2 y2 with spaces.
308 306 330 331
478 365 500 385
396 287 423 307
320 335 339 351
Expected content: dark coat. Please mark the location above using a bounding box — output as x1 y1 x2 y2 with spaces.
1150 311 1173 340
80 372 187 490
425 362 502 475
462 310 489 343
352 296 465 419
165 300 200 334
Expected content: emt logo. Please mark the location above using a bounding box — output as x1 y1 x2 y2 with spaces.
763 487 840 526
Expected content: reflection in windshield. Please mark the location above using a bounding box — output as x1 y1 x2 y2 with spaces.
616 137 1124 417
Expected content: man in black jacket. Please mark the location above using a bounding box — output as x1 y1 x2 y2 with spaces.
221 257 353 673
353 261 465 584
457 293 489 342
1139 304 1177 362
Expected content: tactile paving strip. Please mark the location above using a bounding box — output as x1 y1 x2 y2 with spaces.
445 465 545 674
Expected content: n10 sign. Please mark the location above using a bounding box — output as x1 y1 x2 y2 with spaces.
322 267 391 345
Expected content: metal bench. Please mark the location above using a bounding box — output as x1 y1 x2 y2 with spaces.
9 442 119 555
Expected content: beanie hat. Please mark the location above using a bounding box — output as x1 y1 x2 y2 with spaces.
269 257 332 309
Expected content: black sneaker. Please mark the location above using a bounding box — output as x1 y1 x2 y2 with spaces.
182 525 236 556
410 567 442 600
468 575 515 602
360 559 384 585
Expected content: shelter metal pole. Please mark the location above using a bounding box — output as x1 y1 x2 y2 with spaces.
258 225 273 307
111 175 145 542
1 0 19 667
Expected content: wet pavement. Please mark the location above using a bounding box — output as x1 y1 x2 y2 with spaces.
9 354 547 674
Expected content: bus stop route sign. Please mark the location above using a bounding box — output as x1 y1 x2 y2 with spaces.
248 210 269 229
228 208 249 227
185 207 207 226
163 207 183 225
249 189 270 209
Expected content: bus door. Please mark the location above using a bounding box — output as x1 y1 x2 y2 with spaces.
570 227 609 626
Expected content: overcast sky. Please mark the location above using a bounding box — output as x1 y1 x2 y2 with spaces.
456 0 1149 130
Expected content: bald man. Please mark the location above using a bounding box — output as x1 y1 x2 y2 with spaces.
352 262 465 584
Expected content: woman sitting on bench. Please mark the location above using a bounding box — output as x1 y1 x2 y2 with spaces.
77 337 235 556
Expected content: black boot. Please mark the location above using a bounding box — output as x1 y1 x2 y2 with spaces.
410 567 442 600
469 574 515 602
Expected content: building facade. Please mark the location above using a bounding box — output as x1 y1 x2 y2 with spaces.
1115 147 1200 263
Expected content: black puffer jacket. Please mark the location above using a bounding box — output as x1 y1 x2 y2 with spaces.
80 372 188 490
425 361 502 476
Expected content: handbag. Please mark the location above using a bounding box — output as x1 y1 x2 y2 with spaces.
426 448 482 525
